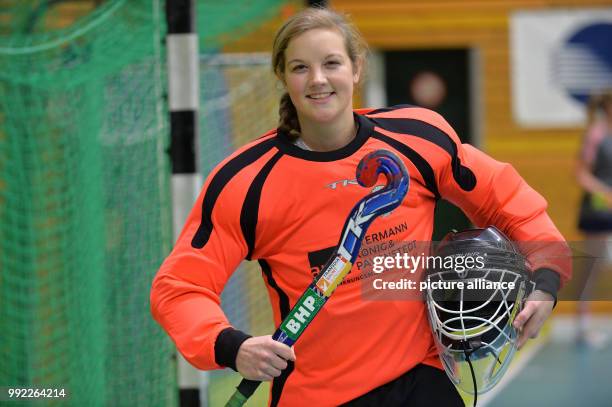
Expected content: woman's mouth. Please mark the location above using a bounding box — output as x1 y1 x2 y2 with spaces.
306 92 336 103
307 92 335 101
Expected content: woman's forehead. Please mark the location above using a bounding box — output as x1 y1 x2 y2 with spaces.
285 28 347 60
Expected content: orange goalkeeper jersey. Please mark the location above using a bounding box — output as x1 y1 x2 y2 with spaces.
151 106 569 406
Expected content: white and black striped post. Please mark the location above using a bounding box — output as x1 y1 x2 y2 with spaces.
166 0 206 406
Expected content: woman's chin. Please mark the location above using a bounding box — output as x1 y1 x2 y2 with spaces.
301 109 349 127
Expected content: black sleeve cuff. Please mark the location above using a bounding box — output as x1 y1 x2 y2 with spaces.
214 327 252 371
533 268 561 306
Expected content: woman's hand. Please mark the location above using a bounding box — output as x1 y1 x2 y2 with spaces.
513 290 555 349
235 335 296 381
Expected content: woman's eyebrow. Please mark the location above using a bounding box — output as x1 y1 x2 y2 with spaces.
287 58 306 65
287 53 345 65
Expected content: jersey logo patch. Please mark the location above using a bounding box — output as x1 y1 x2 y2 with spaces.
308 246 335 278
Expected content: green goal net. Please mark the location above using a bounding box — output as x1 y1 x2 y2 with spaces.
0 1 175 405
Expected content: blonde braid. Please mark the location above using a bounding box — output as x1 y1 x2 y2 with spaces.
278 93 301 140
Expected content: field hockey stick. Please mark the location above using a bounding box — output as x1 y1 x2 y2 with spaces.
225 149 409 407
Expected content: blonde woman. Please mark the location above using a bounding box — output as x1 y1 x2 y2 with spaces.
151 8 569 406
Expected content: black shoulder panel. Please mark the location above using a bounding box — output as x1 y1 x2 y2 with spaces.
372 131 441 199
191 138 277 249
241 151 284 260
370 117 476 191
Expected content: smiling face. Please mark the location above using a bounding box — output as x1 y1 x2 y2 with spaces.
282 28 361 131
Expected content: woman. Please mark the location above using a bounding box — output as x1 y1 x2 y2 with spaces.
151 8 569 406
576 91 612 345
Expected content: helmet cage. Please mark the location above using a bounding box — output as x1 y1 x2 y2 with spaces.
425 227 535 395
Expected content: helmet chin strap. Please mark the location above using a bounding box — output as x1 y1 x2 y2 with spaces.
460 338 504 407
460 339 479 407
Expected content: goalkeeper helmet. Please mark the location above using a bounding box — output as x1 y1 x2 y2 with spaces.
424 226 534 396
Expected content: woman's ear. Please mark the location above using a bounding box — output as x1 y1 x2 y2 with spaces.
275 67 286 85
277 72 287 89
353 57 363 84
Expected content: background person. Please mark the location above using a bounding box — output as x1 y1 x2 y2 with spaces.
576 91 612 346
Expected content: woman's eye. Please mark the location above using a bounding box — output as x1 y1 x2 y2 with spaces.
326 60 340 67
292 64 307 72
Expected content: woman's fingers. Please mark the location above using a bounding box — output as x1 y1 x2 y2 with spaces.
236 335 295 381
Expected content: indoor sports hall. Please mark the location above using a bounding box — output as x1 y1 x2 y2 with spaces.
1 1 611 406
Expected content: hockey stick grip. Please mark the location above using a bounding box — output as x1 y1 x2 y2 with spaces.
225 379 259 407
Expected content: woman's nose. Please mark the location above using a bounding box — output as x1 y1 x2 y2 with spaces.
309 66 326 85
